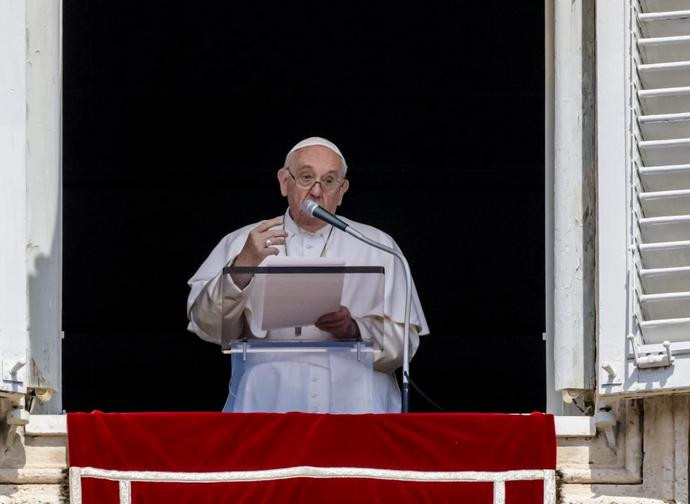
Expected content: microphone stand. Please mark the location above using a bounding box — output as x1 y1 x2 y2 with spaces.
343 226 413 413
301 200 414 412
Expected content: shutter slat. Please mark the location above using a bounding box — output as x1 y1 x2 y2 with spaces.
640 240 690 268
639 189 690 216
640 214 690 242
639 35 690 63
640 0 690 13
640 317 690 343
639 61 690 88
639 138 690 165
640 291 690 319
640 86 690 114
639 112 690 140
639 10 690 37
639 164 690 190
640 266 690 292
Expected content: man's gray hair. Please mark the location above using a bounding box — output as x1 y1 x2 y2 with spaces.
283 136 348 175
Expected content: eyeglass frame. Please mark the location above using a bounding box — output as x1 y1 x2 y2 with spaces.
284 167 347 193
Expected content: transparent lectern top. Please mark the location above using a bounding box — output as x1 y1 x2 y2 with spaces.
220 266 386 354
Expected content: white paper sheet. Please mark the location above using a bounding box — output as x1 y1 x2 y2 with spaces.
256 256 346 330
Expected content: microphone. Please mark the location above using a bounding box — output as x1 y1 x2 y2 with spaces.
301 200 349 232
300 198 415 413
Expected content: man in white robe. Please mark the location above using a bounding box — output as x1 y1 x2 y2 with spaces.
187 137 429 413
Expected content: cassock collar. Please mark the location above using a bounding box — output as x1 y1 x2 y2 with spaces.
283 208 332 239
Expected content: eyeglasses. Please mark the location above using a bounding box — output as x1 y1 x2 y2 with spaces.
286 168 345 193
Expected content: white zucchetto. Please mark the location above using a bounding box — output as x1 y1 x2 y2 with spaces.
285 136 348 172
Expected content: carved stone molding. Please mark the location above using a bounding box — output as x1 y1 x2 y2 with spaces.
558 396 689 504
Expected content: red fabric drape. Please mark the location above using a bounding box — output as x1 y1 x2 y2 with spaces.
67 412 555 503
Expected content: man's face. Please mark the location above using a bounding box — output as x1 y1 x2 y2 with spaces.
278 145 349 229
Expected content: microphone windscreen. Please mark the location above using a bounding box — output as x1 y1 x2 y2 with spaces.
301 199 318 216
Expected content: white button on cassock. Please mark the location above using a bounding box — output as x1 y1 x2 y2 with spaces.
307 366 328 413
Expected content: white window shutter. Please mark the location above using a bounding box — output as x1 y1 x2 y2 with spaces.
598 0 690 397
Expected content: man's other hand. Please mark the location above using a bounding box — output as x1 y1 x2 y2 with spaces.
315 306 360 340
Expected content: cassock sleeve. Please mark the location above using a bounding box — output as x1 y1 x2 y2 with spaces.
186 232 253 344
187 271 254 344
355 317 420 374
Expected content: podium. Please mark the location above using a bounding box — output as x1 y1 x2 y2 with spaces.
220 265 389 413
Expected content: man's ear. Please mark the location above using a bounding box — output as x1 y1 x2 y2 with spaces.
277 168 289 197
337 179 349 206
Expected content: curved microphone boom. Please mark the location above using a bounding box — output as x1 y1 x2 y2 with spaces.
301 199 415 413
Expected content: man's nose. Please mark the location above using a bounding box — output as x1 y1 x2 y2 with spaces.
309 182 323 197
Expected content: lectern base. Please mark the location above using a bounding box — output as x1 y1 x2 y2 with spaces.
225 341 377 414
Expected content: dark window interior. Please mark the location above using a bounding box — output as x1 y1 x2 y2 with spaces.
63 2 545 413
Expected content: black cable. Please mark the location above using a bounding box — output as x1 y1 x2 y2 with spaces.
404 371 446 412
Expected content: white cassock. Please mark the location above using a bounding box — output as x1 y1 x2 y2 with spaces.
187 209 429 413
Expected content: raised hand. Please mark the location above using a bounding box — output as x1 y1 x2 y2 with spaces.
231 216 287 288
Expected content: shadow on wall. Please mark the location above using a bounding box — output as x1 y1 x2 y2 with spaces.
26 193 62 415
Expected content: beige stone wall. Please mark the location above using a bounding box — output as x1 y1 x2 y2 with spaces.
558 396 689 504
0 415 67 504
